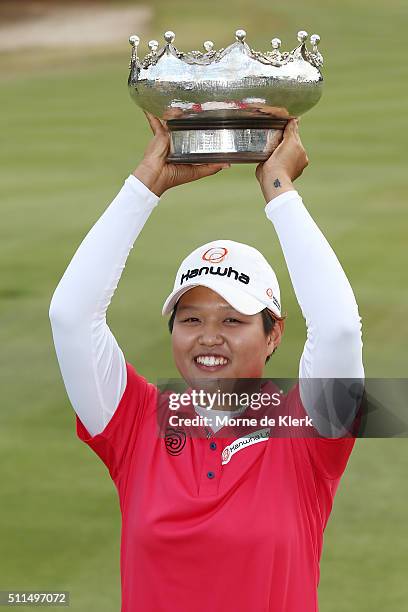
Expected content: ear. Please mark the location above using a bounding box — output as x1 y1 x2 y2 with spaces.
266 319 285 357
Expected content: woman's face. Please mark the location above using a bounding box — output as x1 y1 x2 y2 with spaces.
171 286 282 385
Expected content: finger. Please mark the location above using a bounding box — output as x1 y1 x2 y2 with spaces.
160 118 170 132
292 117 301 133
191 162 231 179
150 113 167 135
144 110 166 136
284 118 298 137
255 162 264 179
201 162 231 171
291 118 304 145
143 110 155 135
283 119 301 145
148 131 171 160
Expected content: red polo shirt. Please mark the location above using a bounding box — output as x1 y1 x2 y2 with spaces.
76 363 356 612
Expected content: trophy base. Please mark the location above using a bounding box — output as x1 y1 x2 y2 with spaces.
166 117 288 164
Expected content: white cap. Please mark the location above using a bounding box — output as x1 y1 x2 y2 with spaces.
161 239 281 318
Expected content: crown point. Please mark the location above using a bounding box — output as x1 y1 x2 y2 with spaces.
271 37 282 49
310 34 321 47
203 40 214 52
129 35 140 47
164 31 176 44
235 29 246 42
148 40 159 52
297 30 308 43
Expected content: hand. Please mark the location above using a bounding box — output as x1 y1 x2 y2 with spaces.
133 111 230 197
255 118 309 202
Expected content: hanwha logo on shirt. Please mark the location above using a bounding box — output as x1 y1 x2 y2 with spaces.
222 428 270 465
165 427 186 456
202 247 228 264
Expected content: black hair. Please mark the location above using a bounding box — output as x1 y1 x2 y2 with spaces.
167 301 279 363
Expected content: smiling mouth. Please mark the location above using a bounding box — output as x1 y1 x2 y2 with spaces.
193 355 230 370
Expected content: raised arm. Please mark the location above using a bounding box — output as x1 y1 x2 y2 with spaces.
49 112 230 437
48 174 159 437
256 119 364 436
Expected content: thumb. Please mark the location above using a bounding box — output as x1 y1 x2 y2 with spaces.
148 131 170 160
255 162 264 180
283 118 299 140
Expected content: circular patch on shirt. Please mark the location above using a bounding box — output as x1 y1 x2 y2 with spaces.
165 427 186 456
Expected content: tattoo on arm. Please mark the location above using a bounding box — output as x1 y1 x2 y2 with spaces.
273 178 281 188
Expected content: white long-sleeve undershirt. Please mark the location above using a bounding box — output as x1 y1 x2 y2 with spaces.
49 174 364 438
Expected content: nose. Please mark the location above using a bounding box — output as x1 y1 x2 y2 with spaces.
198 323 224 347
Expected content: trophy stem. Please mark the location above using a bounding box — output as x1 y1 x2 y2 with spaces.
166 117 288 164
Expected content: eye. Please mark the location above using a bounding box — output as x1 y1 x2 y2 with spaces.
224 317 242 324
179 317 200 323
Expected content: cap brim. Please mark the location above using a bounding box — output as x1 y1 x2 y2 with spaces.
161 279 268 316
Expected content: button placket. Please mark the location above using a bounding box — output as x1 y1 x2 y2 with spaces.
198 436 222 496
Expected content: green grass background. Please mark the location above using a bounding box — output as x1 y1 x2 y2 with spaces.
1 0 407 609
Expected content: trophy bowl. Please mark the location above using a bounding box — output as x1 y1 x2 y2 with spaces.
127 29 323 163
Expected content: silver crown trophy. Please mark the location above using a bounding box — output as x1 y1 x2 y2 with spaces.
128 29 323 163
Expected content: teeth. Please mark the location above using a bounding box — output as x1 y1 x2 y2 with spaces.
196 355 228 367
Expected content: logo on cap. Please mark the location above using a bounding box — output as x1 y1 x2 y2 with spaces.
202 247 228 264
266 288 273 298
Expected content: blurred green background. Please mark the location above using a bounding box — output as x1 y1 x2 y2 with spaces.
1 0 407 610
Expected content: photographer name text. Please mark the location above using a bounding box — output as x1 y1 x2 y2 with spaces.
168 414 313 428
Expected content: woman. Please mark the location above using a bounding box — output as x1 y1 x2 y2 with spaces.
49 113 364 611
